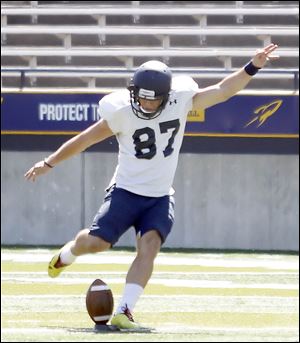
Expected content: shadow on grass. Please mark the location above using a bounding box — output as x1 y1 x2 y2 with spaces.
44 326 154 335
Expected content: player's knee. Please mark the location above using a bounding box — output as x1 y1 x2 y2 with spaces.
75 231 110 253
138 230 161 260
88 235 111 253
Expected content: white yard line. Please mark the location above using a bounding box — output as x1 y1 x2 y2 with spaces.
157 326 299 334
2 294 298 299
1 276 298 289
1 327 67 334
2 252 298 270
1 271 298 275
3 294 298 312
1 326 298 335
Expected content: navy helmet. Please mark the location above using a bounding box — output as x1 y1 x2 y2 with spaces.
128 60 172 119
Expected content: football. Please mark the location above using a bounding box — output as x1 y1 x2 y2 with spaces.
86 279 114 325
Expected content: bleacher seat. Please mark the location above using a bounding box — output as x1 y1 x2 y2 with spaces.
1 1 299 90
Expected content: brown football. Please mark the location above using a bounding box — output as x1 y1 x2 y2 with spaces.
86 279 114 325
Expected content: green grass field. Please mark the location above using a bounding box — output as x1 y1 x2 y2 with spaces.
1 248 299 342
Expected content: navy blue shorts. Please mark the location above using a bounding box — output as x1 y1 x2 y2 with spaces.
89 186 175 246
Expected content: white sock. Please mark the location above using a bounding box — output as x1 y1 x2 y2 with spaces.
59 241 77 265
116 283 144 314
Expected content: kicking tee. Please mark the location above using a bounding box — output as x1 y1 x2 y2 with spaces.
98 75 199 197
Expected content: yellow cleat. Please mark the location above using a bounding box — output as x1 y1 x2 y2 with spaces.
110 313 141 330
48 241 74 278
110 305 151 332
48 252 67 278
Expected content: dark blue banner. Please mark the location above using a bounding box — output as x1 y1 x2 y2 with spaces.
1 93 100 133
186 95 299 137
1 92 298 137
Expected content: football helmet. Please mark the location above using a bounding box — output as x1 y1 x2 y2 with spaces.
128 60 172 119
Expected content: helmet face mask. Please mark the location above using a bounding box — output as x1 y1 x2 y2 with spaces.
128 61 172 120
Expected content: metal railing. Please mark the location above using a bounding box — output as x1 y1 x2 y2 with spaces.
1 67 299 91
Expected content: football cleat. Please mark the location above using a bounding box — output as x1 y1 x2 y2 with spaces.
110 305 146 331
47 242 73 278
48 252 66 278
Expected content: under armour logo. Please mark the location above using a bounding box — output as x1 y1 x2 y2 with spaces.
169 99 177 105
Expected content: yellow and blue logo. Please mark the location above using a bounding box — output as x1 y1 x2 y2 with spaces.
245 100 283 128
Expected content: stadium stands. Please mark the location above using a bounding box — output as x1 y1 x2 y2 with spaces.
1 1 299 90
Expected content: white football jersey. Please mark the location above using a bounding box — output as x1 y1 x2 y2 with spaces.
99 75 199 197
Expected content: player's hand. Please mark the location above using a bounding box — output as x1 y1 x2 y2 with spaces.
252 43 279 69
24 160 52 182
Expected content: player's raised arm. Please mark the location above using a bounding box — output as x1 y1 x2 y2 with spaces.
193 43 279 110
24 119 114 182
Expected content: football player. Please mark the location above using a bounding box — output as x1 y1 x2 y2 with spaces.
25 43 279 330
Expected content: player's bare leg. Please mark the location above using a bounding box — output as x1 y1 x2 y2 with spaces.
48 228 111 277
127 229 161 287
111 230 161 329
72 228 111 255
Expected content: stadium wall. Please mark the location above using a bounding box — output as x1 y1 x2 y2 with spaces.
1 150 299 251
1 92 299 251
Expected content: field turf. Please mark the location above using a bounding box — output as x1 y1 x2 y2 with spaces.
1 248 299 342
